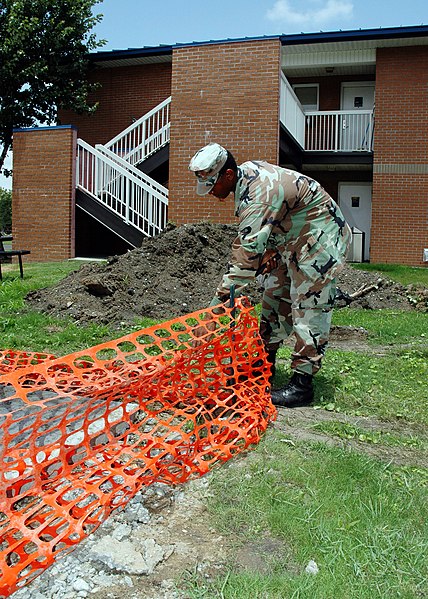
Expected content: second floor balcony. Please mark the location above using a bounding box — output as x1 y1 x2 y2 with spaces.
280 74 374 154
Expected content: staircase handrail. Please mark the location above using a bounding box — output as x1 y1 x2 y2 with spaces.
95 143 168 199
104 96 171 166
76 139 168 239
77 139 168 202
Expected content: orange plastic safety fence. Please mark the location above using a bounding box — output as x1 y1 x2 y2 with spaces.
0 299 275 597
0 351 56 376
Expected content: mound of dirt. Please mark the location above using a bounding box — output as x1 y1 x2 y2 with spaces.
26 222 420 327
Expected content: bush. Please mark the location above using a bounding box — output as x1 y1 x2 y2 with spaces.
0 187 12 233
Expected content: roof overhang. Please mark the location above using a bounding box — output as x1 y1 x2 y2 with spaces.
280 25 428 77
88 25 428 72
89 46 173 68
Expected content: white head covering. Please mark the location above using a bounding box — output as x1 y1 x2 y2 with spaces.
189 143 228 195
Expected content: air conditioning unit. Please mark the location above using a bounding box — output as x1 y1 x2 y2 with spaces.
348 227 365 262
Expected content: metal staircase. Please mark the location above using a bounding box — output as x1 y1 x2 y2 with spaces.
75 97 171 248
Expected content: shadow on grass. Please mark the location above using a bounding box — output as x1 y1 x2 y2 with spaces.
314 372 343 405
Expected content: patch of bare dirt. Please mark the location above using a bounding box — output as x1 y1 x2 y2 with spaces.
26 222 424 328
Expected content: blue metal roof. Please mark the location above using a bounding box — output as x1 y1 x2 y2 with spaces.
13 125 77 132
90 45 173 61
89 24 428 61
278 24 428 45
173 34 280 48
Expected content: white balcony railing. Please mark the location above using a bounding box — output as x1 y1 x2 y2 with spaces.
76 139 168 239
304 110 374 152
280 73 305 148
280 74 374 152
104 97 171 166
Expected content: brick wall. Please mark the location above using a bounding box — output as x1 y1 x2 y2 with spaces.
59 62 172 145
168 39 282 224
371 46 428 266
12 126 76 262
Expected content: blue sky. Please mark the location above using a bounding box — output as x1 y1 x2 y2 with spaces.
93 0 427 50
1 0 426 189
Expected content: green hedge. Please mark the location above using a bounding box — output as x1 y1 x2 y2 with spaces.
0 188 12 233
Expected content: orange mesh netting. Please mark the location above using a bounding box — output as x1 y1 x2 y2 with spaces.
0 299 275 596
0 351 56 376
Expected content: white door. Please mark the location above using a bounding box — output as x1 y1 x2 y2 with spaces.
339 183 372 261
341 83 375 151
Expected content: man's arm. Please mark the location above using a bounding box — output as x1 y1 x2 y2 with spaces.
211 200 277 304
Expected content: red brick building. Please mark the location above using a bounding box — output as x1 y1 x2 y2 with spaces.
12 25 428 266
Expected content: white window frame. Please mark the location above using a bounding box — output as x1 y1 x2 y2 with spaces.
292 83 319 112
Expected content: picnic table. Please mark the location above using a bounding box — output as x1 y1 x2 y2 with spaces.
0 235 31 280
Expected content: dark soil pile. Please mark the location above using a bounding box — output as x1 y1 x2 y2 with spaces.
26 222 423 327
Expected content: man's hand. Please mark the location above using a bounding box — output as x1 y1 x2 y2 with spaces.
256 249 281 275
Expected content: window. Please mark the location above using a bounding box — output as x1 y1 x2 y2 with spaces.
292 84 319 112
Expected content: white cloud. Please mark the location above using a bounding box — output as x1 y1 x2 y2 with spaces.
266 0 354 28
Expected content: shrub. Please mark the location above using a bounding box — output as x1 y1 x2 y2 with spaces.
0 187 12 233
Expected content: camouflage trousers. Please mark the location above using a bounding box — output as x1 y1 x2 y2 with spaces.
259 262 337 376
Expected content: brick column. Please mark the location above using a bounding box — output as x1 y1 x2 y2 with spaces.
371 46 428 266
169 38 282 224
12 126 77 262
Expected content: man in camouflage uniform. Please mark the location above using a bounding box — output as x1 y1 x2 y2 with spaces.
189 143 351 408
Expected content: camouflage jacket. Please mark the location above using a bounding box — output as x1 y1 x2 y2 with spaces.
213 161 352 303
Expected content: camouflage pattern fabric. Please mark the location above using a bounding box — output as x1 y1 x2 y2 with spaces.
259 264 337 375
211 161 352 375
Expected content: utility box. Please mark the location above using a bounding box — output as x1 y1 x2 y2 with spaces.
348 227 365 262
424 248 428 262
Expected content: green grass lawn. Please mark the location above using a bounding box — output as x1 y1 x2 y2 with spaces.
332 307 428 345
201 437 428 599
271 345 428 426
0 260 157 354
351 262 428 287
182 263 428 599
1 260 427 599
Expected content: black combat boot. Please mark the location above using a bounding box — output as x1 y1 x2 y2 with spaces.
271 372 314 408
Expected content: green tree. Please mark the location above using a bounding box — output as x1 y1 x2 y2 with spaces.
0 0 105 176
0 187 12 233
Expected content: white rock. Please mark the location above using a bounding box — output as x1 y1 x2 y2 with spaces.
73 578 90 592
140 538 165 574
305 559 319 575
93 572 116 587
132 505 151 523
111 523 131 541
122 575 134 587
91 535 162 575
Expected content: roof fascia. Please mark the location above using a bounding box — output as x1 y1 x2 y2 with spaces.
279 25 428 46
89 45 173 63
87 25 428 64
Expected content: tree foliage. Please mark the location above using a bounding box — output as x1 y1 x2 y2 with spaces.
0 187 12 233
0 0 105 175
